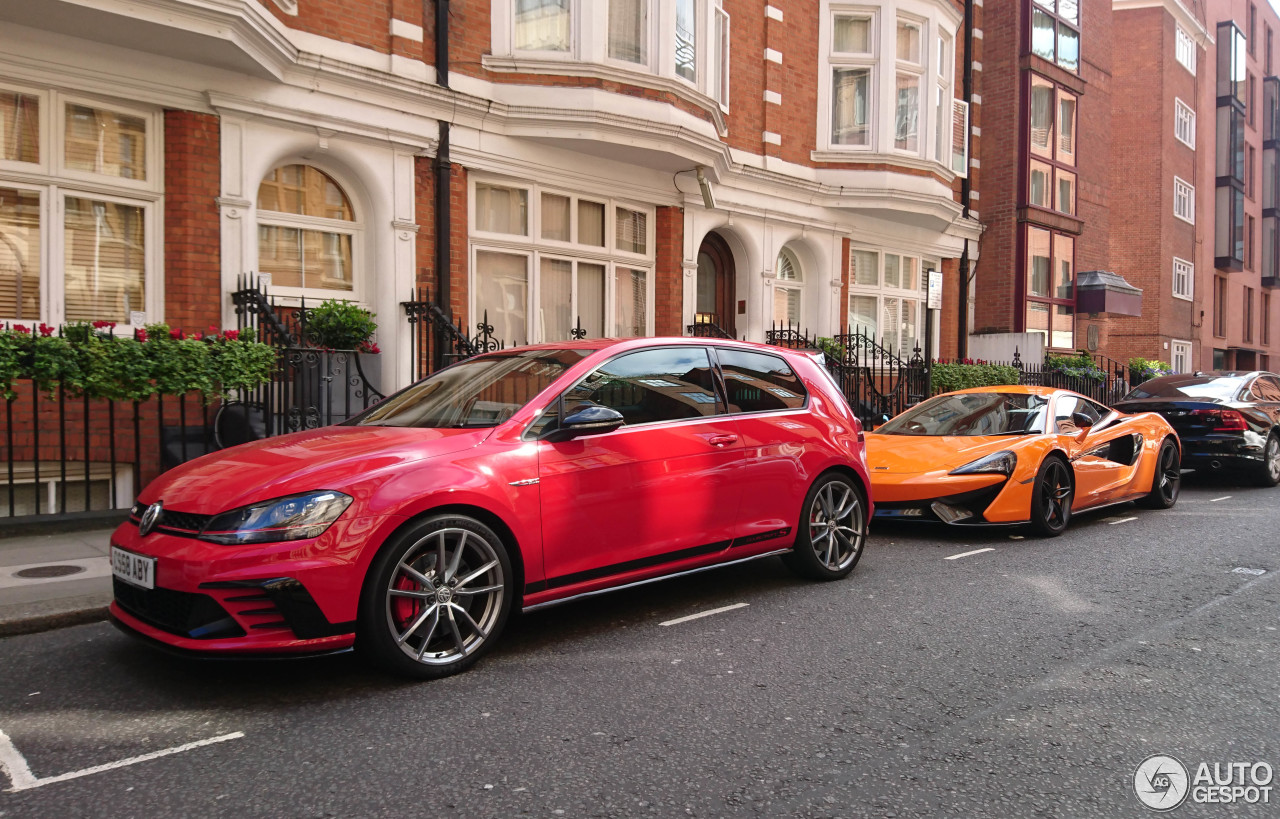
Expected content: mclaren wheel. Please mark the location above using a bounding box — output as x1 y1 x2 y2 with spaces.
783 473 867 581
1029 455 1073 538
1138 437 1181 509
358 515 513 680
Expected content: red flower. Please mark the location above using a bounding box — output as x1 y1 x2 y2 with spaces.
359 341 381 354
37 323 54 337
12 324 29 334
92 320 117 330
169 328 184 340
137 329 148 342
223 329 239 341
192 331 204 341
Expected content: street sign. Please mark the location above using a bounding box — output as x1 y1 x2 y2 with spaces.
927 270 943 310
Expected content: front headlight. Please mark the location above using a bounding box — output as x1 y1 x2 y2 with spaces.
199 491 353 545
949 450 1017 476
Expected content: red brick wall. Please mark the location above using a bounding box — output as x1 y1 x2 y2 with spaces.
938 256 961 360
262 0 393 55
655 206 685 336
163 110 221 333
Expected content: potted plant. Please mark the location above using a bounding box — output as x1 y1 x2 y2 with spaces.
300 300 382 416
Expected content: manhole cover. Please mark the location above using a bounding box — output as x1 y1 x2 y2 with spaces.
14 565 86 579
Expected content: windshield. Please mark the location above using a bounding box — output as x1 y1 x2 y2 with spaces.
1121 375 1246 402
350 349 588 428
877 392 1050 436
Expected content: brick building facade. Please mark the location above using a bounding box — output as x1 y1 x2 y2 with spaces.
0 0 982 397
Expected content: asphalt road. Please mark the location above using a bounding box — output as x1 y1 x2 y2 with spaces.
0 479 1277 818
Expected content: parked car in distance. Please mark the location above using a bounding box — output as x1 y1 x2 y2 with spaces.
865 386 1181 536
109 338 873 679
1114 371 1280 486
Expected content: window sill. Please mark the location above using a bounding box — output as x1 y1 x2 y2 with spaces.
481 55 727 136
1172 293 1195 302
809 150 957 181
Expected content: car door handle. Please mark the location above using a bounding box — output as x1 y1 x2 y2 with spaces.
708 434 738 447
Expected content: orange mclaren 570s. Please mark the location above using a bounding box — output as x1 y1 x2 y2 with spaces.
865 386 1181 536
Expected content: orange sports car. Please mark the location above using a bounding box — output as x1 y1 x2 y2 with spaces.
865 386 1181 536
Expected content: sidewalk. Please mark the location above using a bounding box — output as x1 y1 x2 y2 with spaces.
0 527 116 637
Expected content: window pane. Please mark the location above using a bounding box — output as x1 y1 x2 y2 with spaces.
1054 233 1074 299
1052 304 1074 349
894 72 920 151
476 250 528 345
719 349 807 412
579 262 606 338
851 249 878 286
1058 26 1079 72
65 104 147 181
475 183 528 235
900 298 919 351
881 296 902 349
565 346 719 424
675 0 697 81
884 254 901 288
258 226 352 291
696 251 716 315
938 34 950 77
897 20 921 63
541 192 570 241
539 257 573 341
514 0 570 51
578 200 605 246
773 285 800 324
1027 302 1050 345
849 294 877 336
1032 10 1056 62
1028 227 1051 297
1030 160 1052 208
64 197 145 323
832 68 871 145
0 188 40 320
1059 0 1079 25
777 248 800 281
258 165 354 220
616 207 646 253
608 0 646 63
1057 92 1076 163
1056 168 1076 215
616 267 647 336
900 257 919 291
1030 77 1054 158
0 91 39 164
834 16 871 53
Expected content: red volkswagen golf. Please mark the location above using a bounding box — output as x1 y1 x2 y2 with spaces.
109 338 872 678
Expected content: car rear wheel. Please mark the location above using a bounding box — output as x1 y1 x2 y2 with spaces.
1138 437 1181 509
358 515 513 679
1029 456 1073 537
783 474 867 581
1253 433 1280 487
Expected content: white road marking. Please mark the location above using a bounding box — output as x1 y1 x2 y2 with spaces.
945 548 995 561
1107 517 1138 525
0 727 243 793
660 602 748 626
1211 496 1232 502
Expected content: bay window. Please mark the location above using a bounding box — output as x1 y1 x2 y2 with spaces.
0 85 159 327
515 0 571 52
470 178 653 344
894 18 923 152
1029 0 1080 74
609 0 648 64
848 247 929 354
1027 74 1077 216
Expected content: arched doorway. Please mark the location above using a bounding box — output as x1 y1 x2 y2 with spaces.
695 232 736 337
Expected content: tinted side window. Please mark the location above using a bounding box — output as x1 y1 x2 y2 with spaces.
1250 376 1280 401
559 347 721 427
718 349 808 413
1054 395 1102 433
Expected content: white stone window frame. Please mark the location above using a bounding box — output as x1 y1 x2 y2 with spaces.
1173 176 1195 224
1176 25 1197 75
773 246 804 325
1174 98 1196 149
815 0 961 174
0 82 162 329
254 169 366 305
847 246 929 355
1170 338 1192 373
489 0 731 114
892 13 927 156
468 176 656 344
1172 256 1194 301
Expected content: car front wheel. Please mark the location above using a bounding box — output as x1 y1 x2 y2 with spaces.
359 515 514 679
783 473 867 581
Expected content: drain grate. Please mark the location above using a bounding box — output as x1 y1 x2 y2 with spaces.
14 564 86 579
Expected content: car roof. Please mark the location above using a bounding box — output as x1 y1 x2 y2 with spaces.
479 336 808 356
940 384 1060 397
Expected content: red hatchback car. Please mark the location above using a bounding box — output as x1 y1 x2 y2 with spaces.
109 337 873 678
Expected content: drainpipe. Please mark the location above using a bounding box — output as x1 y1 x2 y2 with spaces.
433 0 452 368
957 0 974 360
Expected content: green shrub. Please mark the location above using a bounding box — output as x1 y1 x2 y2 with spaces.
1129 356 1173 380
1044 350 1106 382
930 362 1021 395
304 300 377 350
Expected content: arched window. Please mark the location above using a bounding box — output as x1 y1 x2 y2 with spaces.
256 165 358 294
773 247 802 324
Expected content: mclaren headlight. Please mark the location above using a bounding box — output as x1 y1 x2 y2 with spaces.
199 491 353 545
949 450 1017 477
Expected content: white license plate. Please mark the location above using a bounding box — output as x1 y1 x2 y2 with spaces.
111 546 156 590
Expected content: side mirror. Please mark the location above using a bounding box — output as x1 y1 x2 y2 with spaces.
1071 411 1095 429
547 406 625 442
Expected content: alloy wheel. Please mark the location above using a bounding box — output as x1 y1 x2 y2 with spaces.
384 527 506 666
1268 437 1280 483
1040 459 1073 531
1158 442 1182 504
807 480 865 572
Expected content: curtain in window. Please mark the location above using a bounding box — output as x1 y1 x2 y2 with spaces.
849 295 877 337
578 200 605 246
832 68 870 145
1028 227 1051 297
63 197 145 323
884 254 901 288
541 193 570 241
515 0 570 51
476 184 528 235
539 258 572 340
1030 81 1054 158
833 16 869 52
894 74 919 151
579 262 606 338
477 250 529 345
609 0 646 63
675 0 697 81
616 207 646 253
851 250 878 286
616 268 647 337
881 297 902 350
0 188 40 320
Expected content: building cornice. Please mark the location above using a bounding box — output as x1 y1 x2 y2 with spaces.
1112 0 1214 46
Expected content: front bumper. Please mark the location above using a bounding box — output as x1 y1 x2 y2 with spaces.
871 472 1019 524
